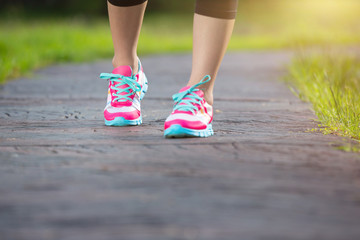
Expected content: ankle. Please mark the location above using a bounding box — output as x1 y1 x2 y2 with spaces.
112 56 138 74
203 92 214 105
187 77 214 105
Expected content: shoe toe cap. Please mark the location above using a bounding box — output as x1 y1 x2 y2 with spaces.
104 108 140 121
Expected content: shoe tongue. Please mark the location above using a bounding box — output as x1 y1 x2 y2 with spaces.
110 65 134 107
112 65 133 77
179 85 204 98
110 65 133 90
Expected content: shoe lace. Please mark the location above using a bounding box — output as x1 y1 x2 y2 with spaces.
172 75 211 114
100 73 141 102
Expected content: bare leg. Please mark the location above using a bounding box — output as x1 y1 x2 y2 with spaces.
107 1 147 73
188 14 235 105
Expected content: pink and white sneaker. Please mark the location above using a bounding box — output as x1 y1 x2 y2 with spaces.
100 58 148 126
164 75 214 138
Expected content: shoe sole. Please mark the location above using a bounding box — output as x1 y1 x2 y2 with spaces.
104 74 148 127
164 124 214 138
105 116 142 126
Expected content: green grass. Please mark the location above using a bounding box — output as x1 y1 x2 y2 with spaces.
0 16 194 84
1 0 360 83
286 52 360 149
0 18 112 83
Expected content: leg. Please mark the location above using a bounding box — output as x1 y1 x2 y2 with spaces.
188 0 238 105
107 0 147 73
100 0 148 127
164 0 238 138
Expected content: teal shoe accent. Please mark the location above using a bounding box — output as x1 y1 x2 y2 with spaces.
105 116 142 126
164 124 214 138
99 73 141 102
172 75 211 114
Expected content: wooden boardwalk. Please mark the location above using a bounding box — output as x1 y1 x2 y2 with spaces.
1 52 360 240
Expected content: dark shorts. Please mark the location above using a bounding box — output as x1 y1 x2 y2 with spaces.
107 0 238 19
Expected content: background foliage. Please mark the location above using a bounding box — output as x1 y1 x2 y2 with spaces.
0 0 195 16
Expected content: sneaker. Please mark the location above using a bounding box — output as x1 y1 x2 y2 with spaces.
164 75 214 138
100 58 148 126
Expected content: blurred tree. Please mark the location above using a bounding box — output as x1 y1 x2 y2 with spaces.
0 0 196 16
0 0 107 15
